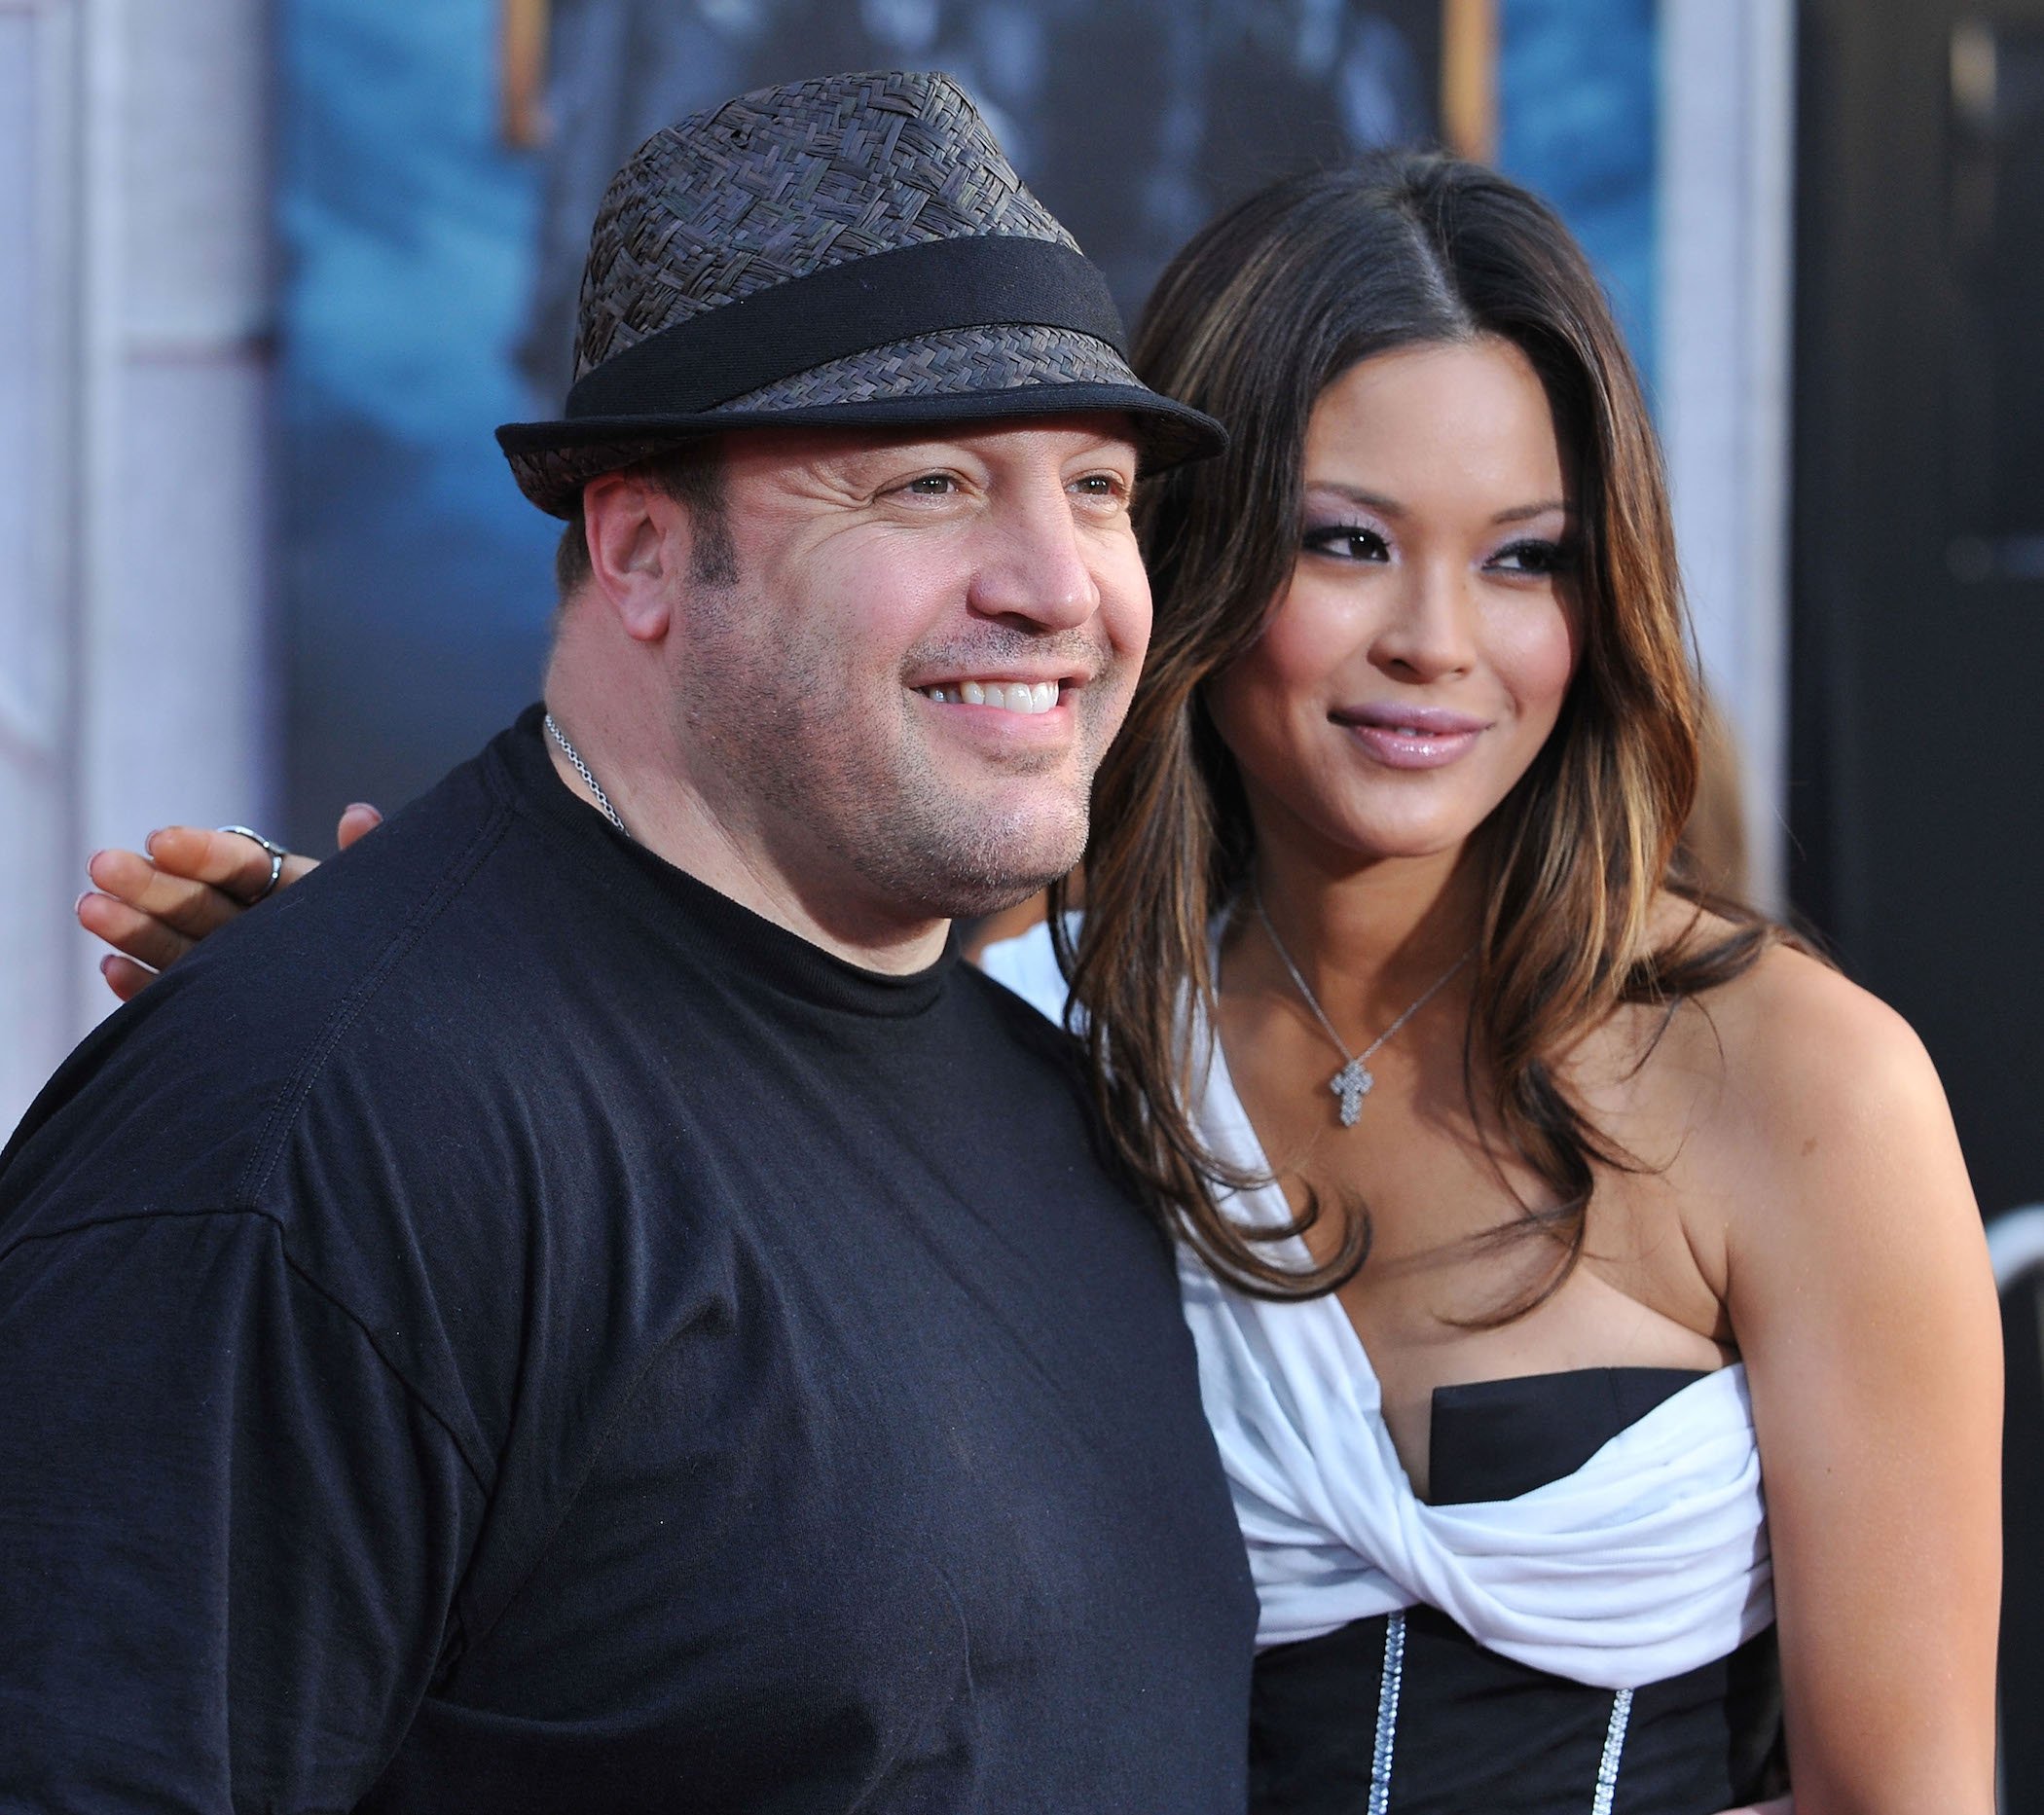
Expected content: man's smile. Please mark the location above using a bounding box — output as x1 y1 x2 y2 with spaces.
914 678 1064 714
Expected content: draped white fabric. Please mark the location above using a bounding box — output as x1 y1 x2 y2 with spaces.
980 922 1775 1690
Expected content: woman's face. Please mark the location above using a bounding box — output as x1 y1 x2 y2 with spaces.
1206 336 1582 872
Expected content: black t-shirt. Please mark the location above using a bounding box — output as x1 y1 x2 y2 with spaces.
0 708 1256 1813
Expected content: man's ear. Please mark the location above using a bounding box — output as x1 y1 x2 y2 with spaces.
580 471 689 641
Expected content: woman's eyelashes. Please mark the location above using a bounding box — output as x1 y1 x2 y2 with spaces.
1298 523 1575 576
1301 522 1391 563
1486 535 1576 577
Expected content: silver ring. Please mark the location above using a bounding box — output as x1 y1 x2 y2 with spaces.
217 825 289 903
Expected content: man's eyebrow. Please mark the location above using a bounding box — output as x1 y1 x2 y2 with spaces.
830 442 954 468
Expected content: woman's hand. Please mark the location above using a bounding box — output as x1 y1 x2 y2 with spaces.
78 804 383 999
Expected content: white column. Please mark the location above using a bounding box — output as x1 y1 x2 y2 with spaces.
0 0 274 1137
1658 0 1797 911
0 0 86 1135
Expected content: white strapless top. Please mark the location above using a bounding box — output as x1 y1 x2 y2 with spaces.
979 921 1774 1690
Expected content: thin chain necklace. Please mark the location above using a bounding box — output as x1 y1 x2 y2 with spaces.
544 711 632 841
1251 882 1475 1128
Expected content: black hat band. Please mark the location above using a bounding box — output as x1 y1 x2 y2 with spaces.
564 236 1129 420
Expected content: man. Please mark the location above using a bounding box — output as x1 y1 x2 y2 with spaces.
0 72 1254 1811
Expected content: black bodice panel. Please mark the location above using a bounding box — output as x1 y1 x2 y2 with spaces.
1248 1367 1788 1813
1427 1367 1707 1506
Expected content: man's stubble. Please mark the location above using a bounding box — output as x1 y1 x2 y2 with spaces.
673 575 1123 924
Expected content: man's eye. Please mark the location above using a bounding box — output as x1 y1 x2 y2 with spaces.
1073 474 1129 498
1302 525 1390 563
902 473 960 495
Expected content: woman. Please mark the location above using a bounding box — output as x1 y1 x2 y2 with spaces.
82 154 1998 1811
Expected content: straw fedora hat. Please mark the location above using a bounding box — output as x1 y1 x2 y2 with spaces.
495 69 1226 517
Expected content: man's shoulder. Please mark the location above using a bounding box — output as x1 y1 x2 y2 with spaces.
0 735 627 1458
970 918 1077 1030
0 736 566 1230
958 929 1083 1082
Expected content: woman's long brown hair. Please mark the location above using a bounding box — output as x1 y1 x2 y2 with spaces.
1052 152 1775 1305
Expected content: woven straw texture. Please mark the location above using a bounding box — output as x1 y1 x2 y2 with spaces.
573 70 1077 381
505 70 1204 514
712 321 1132 412
509 325 1144 510
508 438 698 512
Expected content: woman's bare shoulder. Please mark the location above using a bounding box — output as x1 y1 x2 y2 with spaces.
1639 905 1973 1262
1679 928 1933 1123
1578 899 1945 1185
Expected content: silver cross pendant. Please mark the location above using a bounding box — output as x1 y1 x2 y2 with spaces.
1331 1058 1373 1126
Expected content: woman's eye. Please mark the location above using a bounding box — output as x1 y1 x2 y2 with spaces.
1489 537 1575 576
1302 524 1390 563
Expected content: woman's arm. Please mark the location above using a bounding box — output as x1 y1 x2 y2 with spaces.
1722 952 2000 1814
78 806 380 998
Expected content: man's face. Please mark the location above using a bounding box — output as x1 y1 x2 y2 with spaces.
665 417 1150 924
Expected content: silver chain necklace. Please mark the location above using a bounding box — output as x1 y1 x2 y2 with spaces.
1251 882 1475 1127
544 712 632 841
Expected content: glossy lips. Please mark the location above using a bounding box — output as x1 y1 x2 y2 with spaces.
1332 702 1491 770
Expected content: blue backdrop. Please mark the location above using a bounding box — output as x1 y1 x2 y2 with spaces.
277 0 1657 847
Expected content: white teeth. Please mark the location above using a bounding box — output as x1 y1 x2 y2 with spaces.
919 679 1061 714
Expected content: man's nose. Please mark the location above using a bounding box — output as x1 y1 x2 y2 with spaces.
1370 555 1478 681
965 482 1103 631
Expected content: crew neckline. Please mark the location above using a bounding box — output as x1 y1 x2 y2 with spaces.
490 704 958 1019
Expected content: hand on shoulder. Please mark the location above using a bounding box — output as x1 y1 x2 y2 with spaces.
76 805 381 1000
